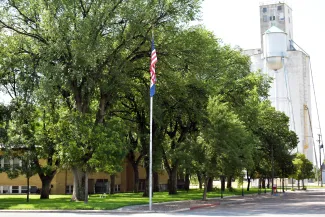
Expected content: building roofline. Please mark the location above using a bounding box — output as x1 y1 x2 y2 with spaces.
259 1 293 11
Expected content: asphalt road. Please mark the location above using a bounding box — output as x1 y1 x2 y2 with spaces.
1 189 325 217
186 188 325 216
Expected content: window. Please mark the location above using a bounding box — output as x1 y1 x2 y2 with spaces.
3 186 9 194
21 186 28 193
12 186 19 194
289 17 291 23
4 158 10 169
263 15 268 22
114 184 120 192
159 184 168 191
263 7 267 13
66 185 73 194
30 186 38 193
270 16 275 21
13 158 20 169
277 6 282 10
138 180 145 191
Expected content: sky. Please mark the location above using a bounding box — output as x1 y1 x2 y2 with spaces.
200 0 325 162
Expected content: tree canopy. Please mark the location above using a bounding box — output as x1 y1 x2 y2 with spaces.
0 0 301 202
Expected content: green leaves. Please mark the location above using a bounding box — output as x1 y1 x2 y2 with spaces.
293 153 314 180
0 0 301 198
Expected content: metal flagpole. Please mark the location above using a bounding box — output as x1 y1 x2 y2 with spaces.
149 29 157 211
149 96 153 210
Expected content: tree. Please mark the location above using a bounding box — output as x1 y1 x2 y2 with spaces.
293 153 314 189
196 96 249 200
253 101 298 189
134 26 221 195
5 102 61 199
19 151 38 202
0 0 203 201
0 21 61 199
206 47 271 192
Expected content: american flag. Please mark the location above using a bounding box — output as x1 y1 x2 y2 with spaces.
150 39 157 97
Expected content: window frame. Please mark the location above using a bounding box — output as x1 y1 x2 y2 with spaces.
3 158 10 169
12 186 19 194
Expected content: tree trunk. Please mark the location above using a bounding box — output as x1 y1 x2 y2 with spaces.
184 173 190 191
132 163 140 193
227 176 232 189
202 177 209 201
39 174 55 199
298 179 300 190
246 177 251 191
110 174 115 195
71 167 86 201
143 165 149 197
207 177 214 192
221 176 226 192
153 171 160 192
27 177 30 202
168 168 178 195
302 179 305 189
84 172 88 204
197 173 203 189
262 178 266 188
267 178 270 188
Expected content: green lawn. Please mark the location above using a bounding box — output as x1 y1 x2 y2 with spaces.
0 188 271 210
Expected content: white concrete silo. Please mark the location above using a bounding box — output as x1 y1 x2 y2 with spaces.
244 2 314 164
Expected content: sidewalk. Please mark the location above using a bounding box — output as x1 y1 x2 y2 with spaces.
118 192 283 212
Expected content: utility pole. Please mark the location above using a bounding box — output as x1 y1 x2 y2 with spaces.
271 144 274 195
318 134 323 187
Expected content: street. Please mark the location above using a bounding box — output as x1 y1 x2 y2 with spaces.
186 189 325 216
1 189 325 217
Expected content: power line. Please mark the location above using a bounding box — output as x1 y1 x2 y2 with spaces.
308 59 325 160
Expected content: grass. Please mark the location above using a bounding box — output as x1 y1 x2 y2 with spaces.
0 188 271 210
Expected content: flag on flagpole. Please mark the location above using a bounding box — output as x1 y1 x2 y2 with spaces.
150 39 157 97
